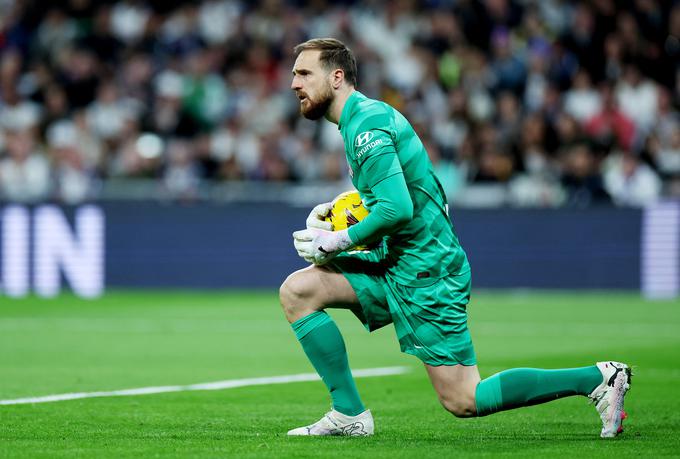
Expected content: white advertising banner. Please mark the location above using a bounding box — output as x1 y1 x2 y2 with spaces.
0 205 104 298
641 200 680 299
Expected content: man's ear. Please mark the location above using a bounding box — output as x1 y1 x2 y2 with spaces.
331 69 344 89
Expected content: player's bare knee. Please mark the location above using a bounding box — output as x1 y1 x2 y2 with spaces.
279 274 303 312
279 271 319 321
439 394 477 418
280 271 311 303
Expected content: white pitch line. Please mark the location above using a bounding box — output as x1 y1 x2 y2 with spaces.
0 366 410 406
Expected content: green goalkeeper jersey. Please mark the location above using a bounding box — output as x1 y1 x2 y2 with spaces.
339 91 470 286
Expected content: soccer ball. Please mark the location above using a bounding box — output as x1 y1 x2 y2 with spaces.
326 190 369 230
325 190 373 250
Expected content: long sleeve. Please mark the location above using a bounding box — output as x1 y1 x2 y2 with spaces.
347 152 413 245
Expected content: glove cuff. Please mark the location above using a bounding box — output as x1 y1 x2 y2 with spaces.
336 229 354 251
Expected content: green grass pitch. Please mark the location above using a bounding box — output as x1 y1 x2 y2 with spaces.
1 290 679 458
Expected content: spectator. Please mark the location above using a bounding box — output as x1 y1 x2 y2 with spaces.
489 27 526 95
0 128 50 203
585 82 636 152
652 127 680 179
58 47 101 109
39 84 71 134
474 147 515 183
616 63 659 135
182 47 228 129
564 69 602 124
162 138 200 201
560 143 611 208
523 40 550 112
655 89 680 148
81 5 123 65
109 0 151 46
559 3 601 82
603 151 662 207
86 79 140 142
209 117 260 179
144 70 199 138
47 120 98 204
257 133 292 181
495 91 522 148
34 9 78 63
602 32 625 81
425 138 463 202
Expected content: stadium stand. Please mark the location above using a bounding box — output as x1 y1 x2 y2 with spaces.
0 0 678 206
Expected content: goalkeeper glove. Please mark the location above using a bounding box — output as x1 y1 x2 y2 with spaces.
306 202 333 230
292 228 353 265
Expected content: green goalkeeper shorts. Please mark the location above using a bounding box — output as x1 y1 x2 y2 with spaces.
327 247 476 367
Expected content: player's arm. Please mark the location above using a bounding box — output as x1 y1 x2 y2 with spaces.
348 135 413 246
292 128 411 265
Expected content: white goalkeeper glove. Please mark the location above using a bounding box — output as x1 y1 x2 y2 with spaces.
293 228 354 265
306 202 333 230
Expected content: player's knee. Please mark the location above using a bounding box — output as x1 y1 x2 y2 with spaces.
438 394 477 418
279 271 319 320
279 273 304 310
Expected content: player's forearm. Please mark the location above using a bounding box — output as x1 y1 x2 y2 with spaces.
348 173 413 245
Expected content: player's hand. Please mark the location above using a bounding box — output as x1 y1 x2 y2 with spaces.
292 228 353 265
305 202 333 231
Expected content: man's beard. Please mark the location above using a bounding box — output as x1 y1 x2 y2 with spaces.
300 85 333 120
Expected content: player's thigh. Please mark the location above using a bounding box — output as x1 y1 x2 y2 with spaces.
425 363 481 417
279 264 359 321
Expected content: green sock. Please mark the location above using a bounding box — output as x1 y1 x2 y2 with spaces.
291 311 365 416
475 366 602 416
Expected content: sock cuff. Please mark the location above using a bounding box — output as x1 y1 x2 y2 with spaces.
291 310 332 340
475 373 503 416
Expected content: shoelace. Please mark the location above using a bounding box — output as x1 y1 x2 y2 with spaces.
323 412 340 428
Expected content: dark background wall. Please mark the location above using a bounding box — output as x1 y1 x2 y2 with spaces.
103 203 641 289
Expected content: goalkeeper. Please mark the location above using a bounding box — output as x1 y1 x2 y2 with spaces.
283 38 631 438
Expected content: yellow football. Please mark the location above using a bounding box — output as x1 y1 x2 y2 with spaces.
325 190 372 250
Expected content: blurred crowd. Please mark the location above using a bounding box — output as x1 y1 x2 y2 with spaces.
0 0 679 207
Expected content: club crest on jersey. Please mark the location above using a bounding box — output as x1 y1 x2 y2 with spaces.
354 131 374 147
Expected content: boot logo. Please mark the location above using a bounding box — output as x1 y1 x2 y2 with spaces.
342 422 367 436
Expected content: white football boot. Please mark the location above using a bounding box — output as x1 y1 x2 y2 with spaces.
287 409 374 436
588 361 632 438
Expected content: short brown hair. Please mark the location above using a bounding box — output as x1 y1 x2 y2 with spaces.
293 38 357 87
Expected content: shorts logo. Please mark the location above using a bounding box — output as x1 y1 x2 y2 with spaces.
354 131 374 147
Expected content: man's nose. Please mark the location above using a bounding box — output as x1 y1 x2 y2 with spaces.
291 76 301 90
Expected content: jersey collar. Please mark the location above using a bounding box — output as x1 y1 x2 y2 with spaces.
338 90 365 130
